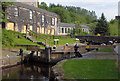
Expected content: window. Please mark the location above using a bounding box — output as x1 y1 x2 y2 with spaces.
32 2 34 6
59 27 60 33
14 7 18 16
30 10 32 19
83 29 84 32
65 28 67 33
52 18 55 25
42 15 44 23
68 28 70 33
62 28 64 33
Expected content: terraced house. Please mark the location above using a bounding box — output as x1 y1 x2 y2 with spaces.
3 2 60 35
2 1 90 35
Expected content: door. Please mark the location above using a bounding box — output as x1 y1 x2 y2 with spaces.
51 29 55 35
24 25 27 33
6 22 14 31
47 29 50 34
30 25 33 31
37 27 40 33
41 28 44 34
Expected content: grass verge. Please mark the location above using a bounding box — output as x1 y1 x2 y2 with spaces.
95 48 113 52
2 29 41 49
62 59 118 79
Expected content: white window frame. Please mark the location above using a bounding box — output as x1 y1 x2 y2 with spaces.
62 28 64 33
30 10 32 19
32 2 34 6
42 15 45 23
52 18 55 25
14 7 18 16
68 28 70 33
65 28 67 33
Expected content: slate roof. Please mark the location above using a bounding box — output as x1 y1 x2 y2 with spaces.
13 2 59 18
81 25 89 28
58 23 75 27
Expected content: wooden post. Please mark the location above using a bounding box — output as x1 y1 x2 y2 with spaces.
37 34 38 39
45 47 51 63
45 39 47 47
36 51 38 56
48 37 50 47
26 30 27 38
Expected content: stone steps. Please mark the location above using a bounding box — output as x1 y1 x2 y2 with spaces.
25 35 48 46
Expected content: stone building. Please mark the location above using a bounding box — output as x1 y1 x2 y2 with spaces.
2 2 90 35
58 23 75 35
3 2 60 35
81 25 90 33
58 23 90 35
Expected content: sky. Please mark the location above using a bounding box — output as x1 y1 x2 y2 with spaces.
39 0 119 21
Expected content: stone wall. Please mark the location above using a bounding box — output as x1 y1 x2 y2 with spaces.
58 27 74 35
81 28 90 33
4 2 60 35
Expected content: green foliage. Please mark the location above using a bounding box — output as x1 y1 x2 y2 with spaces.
50 7 72 23
109 19 118 36
38 2 48 10
95 13 109 36
63 59 118 79
1 2 13 22
65 6 97 19
1 2 13 7
30 32 77 46
87 22 98 33
2 29 15 47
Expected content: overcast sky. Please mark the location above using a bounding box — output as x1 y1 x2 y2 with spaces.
39 0 119 21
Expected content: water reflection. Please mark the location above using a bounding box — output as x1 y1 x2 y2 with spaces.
2 63 56 81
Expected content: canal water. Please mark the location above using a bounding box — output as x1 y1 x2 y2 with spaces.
2 63 56 81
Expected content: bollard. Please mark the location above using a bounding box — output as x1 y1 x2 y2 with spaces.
53 45 56 49
66 43 68 46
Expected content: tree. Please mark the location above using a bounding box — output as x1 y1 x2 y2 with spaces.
50 7 72 23
38 2 48 10
87 22 97 34
49 3 56 8
94 13 109 36
74 21 81 34
0 2 13 22
109 19 118 36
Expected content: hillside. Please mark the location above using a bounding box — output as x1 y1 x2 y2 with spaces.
38 2 97 25
2 29 78 49
2 29 39 49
